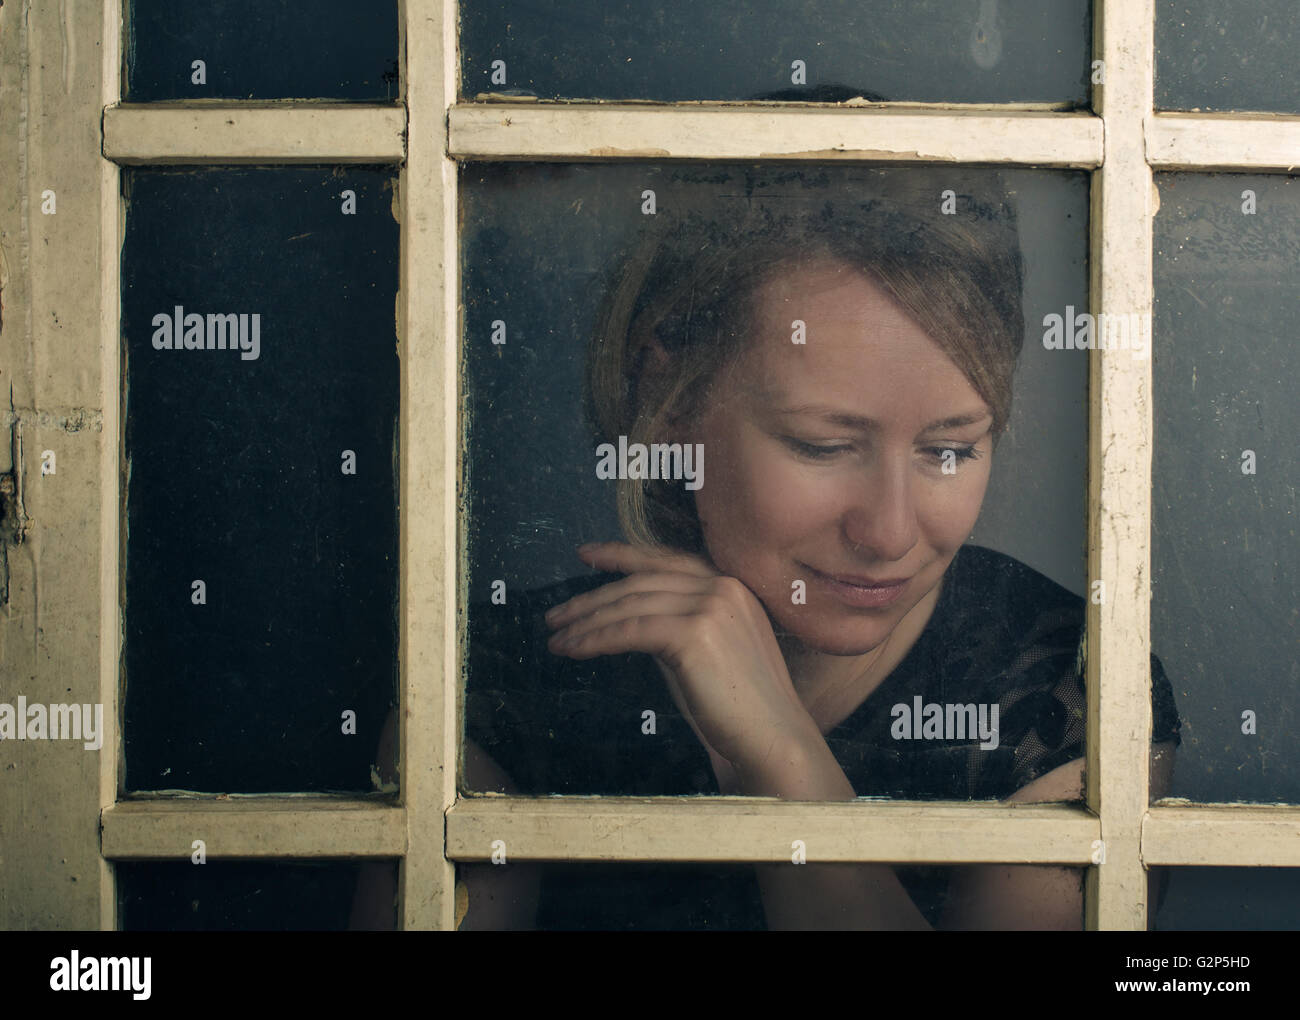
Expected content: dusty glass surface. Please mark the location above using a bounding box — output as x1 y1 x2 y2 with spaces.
1152 868 1300 930
118 860 392 930
453 861 1087 930
1152 173 1300 805
120 167 399 793
460 0 1093 105
125 0 399 101
457 162 1155 812
1156 0 1300 113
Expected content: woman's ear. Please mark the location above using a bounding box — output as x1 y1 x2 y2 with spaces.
627 324 674 410
637 327 673 375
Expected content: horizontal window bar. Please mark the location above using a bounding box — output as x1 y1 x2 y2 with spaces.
101 799 405 859
449 104 1105 166
1144 806 1300 866
446 797 1101 864
102 104 406 164
100 799 1300 866
1146 114 1300 171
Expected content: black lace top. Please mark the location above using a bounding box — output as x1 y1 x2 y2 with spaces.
464 544 1181 929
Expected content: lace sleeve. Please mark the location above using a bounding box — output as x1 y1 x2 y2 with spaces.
972 626 1181 798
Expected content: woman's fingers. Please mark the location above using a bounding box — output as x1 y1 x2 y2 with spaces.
575 540 717 580
548 597 708 659
544 541 722 639
545 569 710 628
548 589 712 652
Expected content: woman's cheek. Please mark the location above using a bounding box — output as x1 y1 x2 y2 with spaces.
698 472 800 585
745 461 845 563
922 466 990 549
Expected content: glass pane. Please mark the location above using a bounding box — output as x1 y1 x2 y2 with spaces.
118 860 393 930
1156 0 1300 113
1153 173 1300 804
125 0 399 101
449 861 1086 930
1153 868 1300 930
460 0 1093 105
121 167 399 793
456 163 1163 804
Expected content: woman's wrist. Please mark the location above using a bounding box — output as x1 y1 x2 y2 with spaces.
731 723 856 801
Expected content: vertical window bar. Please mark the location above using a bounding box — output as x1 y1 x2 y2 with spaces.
399 0 460 930
1086 0 1157 931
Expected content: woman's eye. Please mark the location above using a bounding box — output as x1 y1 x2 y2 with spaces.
926 445 980 465
784 438 851 459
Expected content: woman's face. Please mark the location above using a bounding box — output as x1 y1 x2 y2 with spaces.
687 257 996 656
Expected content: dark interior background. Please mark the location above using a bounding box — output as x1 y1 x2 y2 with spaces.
121 166 399 794
1153 172 1300 807
1156 0 1300 112
125 0 399 101
460 0 1093 104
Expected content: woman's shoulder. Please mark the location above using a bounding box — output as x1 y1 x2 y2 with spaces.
943 544 1177 729
890 545 1088 797
946 544 1084 620
925 545 1179 794
937 544 1086 684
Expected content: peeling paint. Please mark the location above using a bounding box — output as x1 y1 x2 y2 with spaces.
0 228 8 338
475 92 539 103
760 148 933 161
15 0 33 408
59 0 72 95
1 407 103 432
393 289 401 358
385 175 400 225
16 420 40 655
586 146 671 158
454 877 469 927
0 473 12 601
3 393 31 547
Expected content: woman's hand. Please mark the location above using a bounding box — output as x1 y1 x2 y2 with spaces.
546 542 933 930
544 541 824 780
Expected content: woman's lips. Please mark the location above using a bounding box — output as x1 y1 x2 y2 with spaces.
805 565 911 608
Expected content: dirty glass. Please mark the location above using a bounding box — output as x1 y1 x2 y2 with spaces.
456 162 1147 807
1156 1 1300 113
459 0 1093 105
450 862 1087 930
1152 868 1300 930
125 0 399 101
118 860 393 930
120 166 399 793
1152 173 1300 804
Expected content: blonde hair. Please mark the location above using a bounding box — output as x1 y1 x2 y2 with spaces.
586 168 1025 554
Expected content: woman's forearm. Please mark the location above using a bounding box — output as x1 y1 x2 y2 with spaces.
736 733 932 930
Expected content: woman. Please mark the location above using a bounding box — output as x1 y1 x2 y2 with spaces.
361 169 1180 929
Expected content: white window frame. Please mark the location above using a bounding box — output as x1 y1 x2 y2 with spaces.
3 0 1298 932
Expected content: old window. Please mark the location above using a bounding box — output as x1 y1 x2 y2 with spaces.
2 0 1297 933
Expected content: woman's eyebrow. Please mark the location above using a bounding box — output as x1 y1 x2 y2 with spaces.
772 404 992 432
920 412 994 432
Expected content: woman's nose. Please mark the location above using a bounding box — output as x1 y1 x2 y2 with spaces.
839 461 919 563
